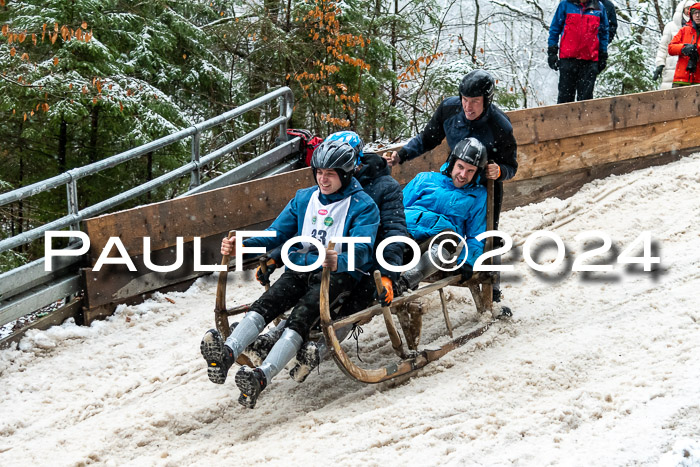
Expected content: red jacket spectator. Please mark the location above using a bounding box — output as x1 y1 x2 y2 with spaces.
669 2 700 85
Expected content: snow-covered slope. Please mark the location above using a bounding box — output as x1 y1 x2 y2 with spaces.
2 154 699 466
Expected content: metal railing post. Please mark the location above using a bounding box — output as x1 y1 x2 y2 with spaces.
66 175 80 231
278 95 288 144
190 130 201 190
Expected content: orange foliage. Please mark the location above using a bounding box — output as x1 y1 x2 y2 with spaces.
397 52 444 82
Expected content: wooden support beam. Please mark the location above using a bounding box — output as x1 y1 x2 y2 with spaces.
83 169 314 262
514 115 700 180
508 85 700 145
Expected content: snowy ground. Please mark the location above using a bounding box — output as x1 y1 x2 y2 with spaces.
1 154 699 466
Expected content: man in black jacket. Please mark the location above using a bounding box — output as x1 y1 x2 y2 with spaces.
384 69 518 302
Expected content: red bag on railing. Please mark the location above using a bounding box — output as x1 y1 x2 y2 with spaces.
287 129 323 166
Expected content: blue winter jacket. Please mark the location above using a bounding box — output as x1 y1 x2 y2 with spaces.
402 170 487 267
244 178 380 281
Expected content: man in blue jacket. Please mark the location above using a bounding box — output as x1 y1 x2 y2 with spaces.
200 140 379 409
397 137 488 292
384 70 516 302
548 0 610 103
244 130 408 384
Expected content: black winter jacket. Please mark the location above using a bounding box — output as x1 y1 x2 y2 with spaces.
599 0 618 43
356 152 407 281
397 96 518 183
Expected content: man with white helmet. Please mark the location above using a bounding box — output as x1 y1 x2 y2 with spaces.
200 140 379 409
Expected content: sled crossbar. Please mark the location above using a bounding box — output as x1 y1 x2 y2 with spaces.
331 273 490 331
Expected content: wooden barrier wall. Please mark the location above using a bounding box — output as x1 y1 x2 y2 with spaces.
81 86 700 322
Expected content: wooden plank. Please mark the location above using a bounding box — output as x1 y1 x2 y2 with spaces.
611 86 700 129
509 98 615 145
509 85 700 145
83 169 314 264
514 115 700 180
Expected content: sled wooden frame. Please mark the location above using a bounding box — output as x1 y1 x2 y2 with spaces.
318 179 501 384
212 180 502 382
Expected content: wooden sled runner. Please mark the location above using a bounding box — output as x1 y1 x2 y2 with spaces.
212 180 510 382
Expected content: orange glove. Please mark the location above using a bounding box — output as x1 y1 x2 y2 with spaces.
255 258 277 286
377 276 394 307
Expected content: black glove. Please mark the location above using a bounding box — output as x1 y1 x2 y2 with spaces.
684 45 699 73
547 46 559 71
598 51 608 73
461 263 474 282
652 65 664 80
681 44 699 58
255 257 277 286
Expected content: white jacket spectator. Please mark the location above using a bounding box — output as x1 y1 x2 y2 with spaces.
655 0 694 89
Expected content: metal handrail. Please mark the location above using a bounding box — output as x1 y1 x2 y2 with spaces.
0 87 294 254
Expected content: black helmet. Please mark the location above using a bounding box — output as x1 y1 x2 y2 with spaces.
310 140 357 190
443 137 487 180
459 70 495 108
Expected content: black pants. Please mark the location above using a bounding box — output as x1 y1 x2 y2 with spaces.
249 269 355 340
558 59 599 103
337 273 378 317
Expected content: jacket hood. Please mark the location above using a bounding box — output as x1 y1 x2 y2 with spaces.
692 2 700 21
566 0 601 11
678 0 697 24
356 152 390 186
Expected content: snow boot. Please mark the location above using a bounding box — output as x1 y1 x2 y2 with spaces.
240 321 285 367
235 366 268 409
492 288 502 303
289 340 321 383
200 329 235 384
498 305 513 319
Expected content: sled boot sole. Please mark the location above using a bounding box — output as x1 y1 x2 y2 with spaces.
200 329 232 384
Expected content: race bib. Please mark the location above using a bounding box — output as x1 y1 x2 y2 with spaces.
299 190 352 253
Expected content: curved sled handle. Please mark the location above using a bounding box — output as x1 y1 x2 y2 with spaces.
320 243 424 383
320 247 496 384
215 230 236 338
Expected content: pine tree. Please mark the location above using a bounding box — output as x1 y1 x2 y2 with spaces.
0 0 231 264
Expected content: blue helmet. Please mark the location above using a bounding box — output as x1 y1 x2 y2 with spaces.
325 131 364 161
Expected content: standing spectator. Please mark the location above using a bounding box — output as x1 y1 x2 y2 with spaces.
654 0 694 89
599 0 618 44
383 69 517 303
592 0 618 90
668 2 700 87
548 0 610 103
